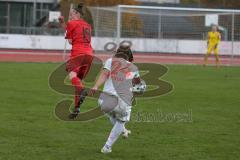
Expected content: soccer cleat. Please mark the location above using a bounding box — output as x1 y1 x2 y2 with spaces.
68 108 80 119
122 129 131 139
68 89 88 119
101 145 112 154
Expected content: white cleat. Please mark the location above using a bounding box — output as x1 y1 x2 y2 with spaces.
122 129 131 139
101 145 112 154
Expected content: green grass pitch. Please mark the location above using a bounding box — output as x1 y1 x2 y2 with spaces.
0 62 240 160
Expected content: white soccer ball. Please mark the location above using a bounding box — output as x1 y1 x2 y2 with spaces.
132 79 147 94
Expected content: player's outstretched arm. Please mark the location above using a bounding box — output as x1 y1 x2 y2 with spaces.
89 69 110 95
58 16 66 30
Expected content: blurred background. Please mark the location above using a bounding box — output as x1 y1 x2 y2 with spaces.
0 0 240 57
1 2 240 160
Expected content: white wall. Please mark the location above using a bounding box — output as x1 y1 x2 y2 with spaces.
0 0 55 3
0 34 239 55
137 0 180 4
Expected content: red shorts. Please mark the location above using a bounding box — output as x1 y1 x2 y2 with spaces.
66 54 93 80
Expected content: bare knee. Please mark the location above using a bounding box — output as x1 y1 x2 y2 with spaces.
69 71 77 80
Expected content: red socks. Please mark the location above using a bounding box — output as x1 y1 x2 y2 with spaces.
71 77 83 110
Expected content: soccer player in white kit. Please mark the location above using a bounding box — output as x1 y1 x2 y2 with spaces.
90 45 141 153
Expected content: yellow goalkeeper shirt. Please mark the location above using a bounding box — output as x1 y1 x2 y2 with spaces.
208 31 221 45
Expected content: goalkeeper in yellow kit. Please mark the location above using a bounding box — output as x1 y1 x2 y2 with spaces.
204 25 221 67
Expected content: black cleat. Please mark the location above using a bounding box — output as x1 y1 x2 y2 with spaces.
68 89 88 119
68 109 80 119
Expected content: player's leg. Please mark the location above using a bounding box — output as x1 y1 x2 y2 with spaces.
116 98 132 136
69 70 83 113
122 124 131 139
115 104 132 139
105 113 117 125
204 46 213 66
105 113 131 138
75 55 93 110
74 65 89 112
67 55 93 119
214 47 220 67
101 120 125 154
101 101 132 153
98 94 118 125
66 55 85 118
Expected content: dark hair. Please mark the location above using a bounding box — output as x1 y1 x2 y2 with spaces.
114 52 129 61
74 3 84 16
115 45 133 62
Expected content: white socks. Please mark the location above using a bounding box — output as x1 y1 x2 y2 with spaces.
105 120 125 147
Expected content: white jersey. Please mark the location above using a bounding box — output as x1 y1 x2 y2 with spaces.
103 58 117 96
103 58 140 106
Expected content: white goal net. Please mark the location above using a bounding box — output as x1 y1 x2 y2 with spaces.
90 5 240 56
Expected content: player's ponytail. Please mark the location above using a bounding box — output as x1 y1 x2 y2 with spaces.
115 45 134 62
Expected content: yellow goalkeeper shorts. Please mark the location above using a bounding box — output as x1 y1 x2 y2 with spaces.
207 44 219 54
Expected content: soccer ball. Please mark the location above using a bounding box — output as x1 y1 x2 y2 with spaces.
132 79 147 94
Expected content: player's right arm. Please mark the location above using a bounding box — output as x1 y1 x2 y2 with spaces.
89 69 109 96
207 32 210 46
58 16 72 44
64 21 75 45
89 58 111 95
91 69 110 92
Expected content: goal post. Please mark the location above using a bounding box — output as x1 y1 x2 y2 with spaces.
89 5 240 62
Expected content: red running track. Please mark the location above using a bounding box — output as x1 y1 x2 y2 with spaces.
0 49 240 66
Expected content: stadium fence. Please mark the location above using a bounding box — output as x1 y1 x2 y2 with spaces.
90 5 240 58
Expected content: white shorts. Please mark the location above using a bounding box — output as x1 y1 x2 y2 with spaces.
98 93 132 122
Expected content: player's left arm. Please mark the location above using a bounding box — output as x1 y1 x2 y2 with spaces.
215 32 221 48
218 32 221 43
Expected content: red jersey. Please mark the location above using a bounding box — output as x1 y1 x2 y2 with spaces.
65 19 93 57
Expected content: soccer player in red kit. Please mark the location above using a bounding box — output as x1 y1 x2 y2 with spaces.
59 4 93 119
